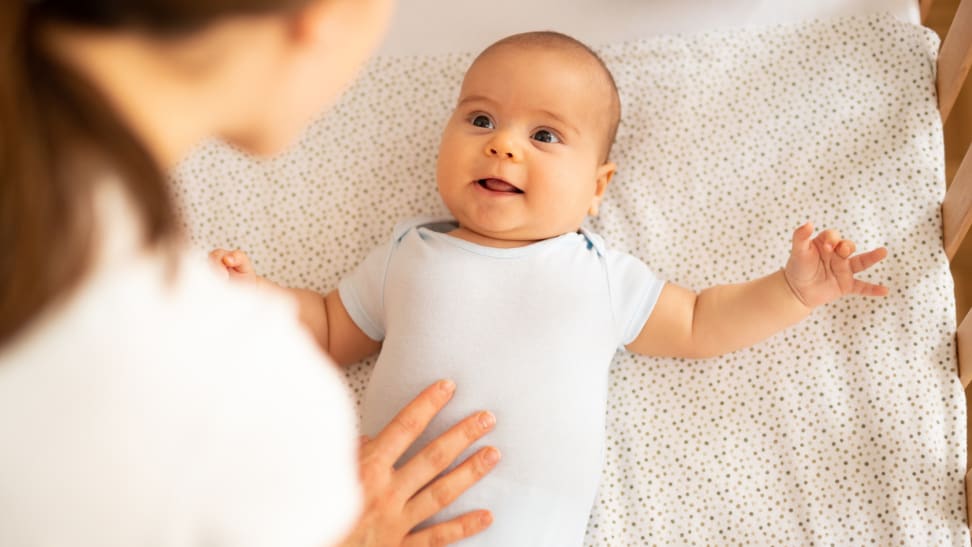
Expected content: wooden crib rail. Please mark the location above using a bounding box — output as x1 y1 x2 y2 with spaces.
937 0 972 122
939 0 972 263
961 310 971 385
923 0 972 532
944 146 972 260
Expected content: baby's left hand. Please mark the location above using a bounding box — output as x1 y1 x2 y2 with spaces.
783 222 889 309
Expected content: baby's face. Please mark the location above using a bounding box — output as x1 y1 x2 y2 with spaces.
436 45 616 245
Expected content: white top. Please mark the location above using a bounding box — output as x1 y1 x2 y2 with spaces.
339 218 665 547
0 185 361 547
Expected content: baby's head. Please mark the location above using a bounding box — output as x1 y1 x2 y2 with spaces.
436 31 621 246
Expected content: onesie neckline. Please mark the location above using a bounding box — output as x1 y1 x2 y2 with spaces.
415 221 586 259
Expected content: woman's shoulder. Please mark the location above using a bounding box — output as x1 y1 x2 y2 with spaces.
1 177 340 400
3 247 322 376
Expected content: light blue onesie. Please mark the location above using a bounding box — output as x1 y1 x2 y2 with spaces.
339 218 665 546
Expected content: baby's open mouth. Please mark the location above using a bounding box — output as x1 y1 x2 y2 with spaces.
477 178 523 194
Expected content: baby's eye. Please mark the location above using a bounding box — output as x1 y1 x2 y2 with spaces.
532 129 560 144
471 115 494 129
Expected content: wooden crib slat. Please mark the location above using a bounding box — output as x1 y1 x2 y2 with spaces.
933 0 972 531
944 144 972 260
922 0 936 23
938 0 972 122
960 309 971 388
968 465 972 524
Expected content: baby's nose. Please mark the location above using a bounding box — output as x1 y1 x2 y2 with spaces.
484 143 520 162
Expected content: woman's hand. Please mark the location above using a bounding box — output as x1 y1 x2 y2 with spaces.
783 222 889 308
339 380 500 547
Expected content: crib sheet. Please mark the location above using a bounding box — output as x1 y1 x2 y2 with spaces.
173 13 966 545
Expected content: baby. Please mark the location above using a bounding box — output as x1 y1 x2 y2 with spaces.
212 31 888 546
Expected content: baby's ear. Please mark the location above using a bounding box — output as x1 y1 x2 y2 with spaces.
588 161 616 216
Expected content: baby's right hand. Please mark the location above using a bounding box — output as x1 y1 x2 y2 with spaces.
208 248 257 284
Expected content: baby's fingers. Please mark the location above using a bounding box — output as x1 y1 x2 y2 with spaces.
814 229 842 252
221 250 240 267
222 250 254 273
853 279 889 297
790 222 814 255
828 242 857 294
834 240 856 259
207 249 232 278
209 248 229 264
810 234 837 270
849 247 888 274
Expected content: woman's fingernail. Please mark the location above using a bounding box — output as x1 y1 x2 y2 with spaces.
479 411 495 430
483 447 501 466
480 511 493 526
439 379 455 393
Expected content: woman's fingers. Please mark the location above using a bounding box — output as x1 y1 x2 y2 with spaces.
397 410 496 497
366 380 457 466
344 383 496 547
404 444 500 524
401 510 494 547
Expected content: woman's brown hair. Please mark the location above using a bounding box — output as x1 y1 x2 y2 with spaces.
0 0 307 345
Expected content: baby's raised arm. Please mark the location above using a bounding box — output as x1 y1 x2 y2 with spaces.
208 249 380 366
625 223 888 359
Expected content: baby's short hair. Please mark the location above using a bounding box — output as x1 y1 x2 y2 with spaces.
474 31 621 162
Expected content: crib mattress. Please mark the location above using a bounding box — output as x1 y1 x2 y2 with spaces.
174 12 966 545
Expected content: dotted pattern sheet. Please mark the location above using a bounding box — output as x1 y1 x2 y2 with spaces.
173 14 967 545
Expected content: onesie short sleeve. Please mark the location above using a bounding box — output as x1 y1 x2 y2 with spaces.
338 217 449 342
604 249 666 347
338 241 394 341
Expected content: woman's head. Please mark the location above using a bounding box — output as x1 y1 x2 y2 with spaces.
0 0 393 344
30 0 395 158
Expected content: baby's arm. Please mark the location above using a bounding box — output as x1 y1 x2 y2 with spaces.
321 289 382 365
625 223 888 359
209 249 380 366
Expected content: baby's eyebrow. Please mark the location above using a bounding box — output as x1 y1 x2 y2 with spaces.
535 108 580 137
456 94 495 108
